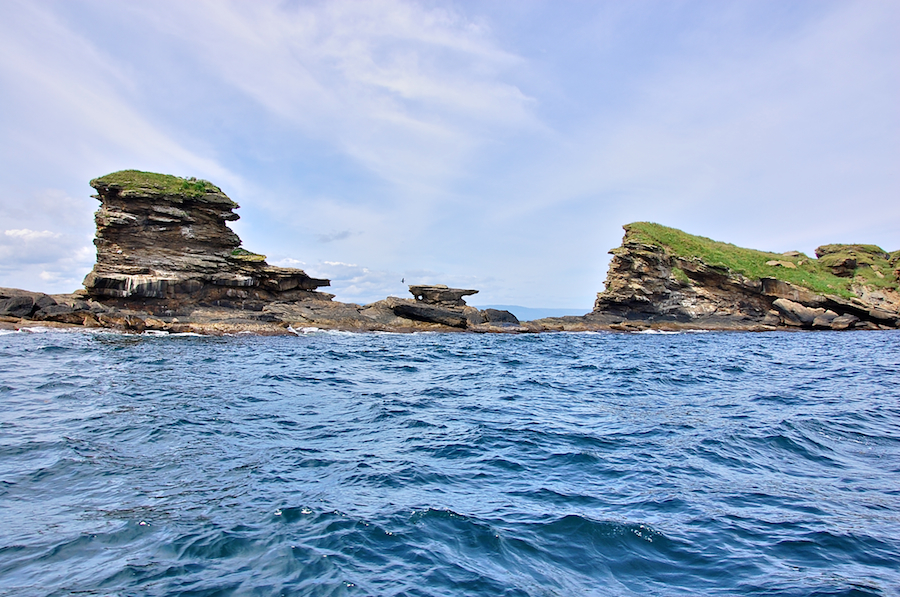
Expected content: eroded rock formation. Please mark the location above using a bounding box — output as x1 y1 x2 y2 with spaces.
586 223 900 331
3 173 897 335
1 171 529 334
82 170 330 310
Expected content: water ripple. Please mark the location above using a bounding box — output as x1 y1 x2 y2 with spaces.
0 330 898 595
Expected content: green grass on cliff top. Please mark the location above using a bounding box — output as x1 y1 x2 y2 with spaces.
623 222 898 298
91 170 224 199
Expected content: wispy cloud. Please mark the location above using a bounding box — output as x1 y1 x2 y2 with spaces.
122 0 538 190
316 230 354 244
0 2 242 189
4 229 61 241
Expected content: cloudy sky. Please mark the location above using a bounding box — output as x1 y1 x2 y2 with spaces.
1 0 897 309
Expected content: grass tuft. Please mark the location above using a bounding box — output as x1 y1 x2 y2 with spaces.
230 247 266 262
91 170 225 199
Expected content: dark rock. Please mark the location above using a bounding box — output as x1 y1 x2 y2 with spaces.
35 295 58 310
829 314 859 330
391 301 468 328
464 307 485 326
828 256 857 277
34 304 94 325
811 310 838 329
761 310 782 326
772 298 825 327
481 308 520 324
0 295 35 317
34 303 77 319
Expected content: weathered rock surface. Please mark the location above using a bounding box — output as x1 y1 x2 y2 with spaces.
83 171 331 308
588 224 899 331
408 285 478 307
3 171 540 335
5 173 897 335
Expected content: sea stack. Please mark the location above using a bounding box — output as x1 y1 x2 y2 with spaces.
82 170 330 309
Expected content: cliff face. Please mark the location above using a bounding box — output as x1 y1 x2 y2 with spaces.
593 223 900 330
82 170 330 309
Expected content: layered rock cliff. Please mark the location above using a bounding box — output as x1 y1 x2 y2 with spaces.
82 170 331 310
591 223 900 330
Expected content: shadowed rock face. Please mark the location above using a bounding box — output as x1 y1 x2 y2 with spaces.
82 171 330 306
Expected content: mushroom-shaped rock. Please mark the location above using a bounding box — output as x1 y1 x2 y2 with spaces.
408 285 478 307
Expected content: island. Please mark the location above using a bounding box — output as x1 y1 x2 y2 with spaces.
1 171 898 334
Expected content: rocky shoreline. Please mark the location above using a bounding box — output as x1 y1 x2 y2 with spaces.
2 172 898 335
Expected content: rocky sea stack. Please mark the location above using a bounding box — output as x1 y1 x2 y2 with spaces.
83 170 331 310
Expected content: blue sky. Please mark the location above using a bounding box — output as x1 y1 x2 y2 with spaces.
1 0 897 308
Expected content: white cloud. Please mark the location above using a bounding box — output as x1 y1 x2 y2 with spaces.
0 2 243 191
0 1 896 306
120 0 538 190
4 229 61 241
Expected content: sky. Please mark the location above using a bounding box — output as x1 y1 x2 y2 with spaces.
1 0 897 309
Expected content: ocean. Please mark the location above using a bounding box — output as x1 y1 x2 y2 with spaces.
0 328 898 596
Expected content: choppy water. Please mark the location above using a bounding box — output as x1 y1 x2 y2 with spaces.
0 328 898 596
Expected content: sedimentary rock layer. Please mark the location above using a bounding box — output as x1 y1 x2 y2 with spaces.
82 170 330 309
586 223 899 331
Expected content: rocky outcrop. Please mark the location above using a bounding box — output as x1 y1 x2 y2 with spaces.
82 170 331 310
2 171 532 335
408 285 478 307
589 223 900 331
360 285 524 332
4 174 897 335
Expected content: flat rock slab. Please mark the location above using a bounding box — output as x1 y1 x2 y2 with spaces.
408 285 478 307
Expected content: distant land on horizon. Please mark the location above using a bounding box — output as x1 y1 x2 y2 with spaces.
473 305 591 321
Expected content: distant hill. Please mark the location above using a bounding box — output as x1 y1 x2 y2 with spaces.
473 305 591 321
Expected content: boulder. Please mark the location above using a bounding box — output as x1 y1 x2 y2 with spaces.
811 310 838 329
390 301 468 328
0 295 35 318
830 314 859 330
481 308 520 325
772 298 825 327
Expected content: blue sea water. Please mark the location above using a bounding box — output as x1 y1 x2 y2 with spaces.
0 328 898 597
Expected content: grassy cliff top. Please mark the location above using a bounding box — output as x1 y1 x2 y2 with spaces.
90 170 230 202
623 222 897 298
